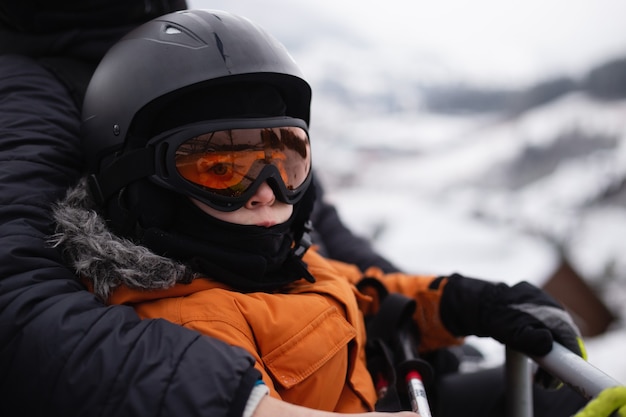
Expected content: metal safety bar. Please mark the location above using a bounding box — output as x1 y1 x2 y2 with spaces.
506 347 534 417
505 342 623 417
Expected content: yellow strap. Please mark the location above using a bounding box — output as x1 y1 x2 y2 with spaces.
575 386 626 417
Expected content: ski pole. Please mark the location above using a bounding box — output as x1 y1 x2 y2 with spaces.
405 369 432 417
369 293 434 415
395 317 434 417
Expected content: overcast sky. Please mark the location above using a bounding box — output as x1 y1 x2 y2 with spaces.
190 0 626 86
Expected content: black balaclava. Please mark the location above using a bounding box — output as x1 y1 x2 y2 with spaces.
111 82 316 292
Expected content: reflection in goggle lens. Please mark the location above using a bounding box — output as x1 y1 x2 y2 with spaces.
175 126 310 198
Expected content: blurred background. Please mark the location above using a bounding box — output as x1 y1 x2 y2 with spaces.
191 0 626 379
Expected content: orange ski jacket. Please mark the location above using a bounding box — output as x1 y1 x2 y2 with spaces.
108 249 462 412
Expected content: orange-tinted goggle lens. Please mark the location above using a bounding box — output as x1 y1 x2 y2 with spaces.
174 126 310 198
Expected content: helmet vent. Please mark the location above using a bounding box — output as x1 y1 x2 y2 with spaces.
164 25 182 35
214 34 226 62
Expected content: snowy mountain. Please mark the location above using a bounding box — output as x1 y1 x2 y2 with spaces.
312 78 626 307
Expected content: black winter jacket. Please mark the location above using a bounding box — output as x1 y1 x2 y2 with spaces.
0 0 186 61
0 54 259 417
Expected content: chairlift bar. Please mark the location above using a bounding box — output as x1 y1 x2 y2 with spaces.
530 342 622 400
506 341 623 417
506 347 534 417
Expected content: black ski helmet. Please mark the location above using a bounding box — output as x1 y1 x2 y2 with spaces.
82 9 312 205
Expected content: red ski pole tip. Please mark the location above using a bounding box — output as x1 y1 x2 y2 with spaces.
406 370 422 382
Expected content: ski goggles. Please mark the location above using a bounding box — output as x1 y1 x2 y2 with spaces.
147 117 312 211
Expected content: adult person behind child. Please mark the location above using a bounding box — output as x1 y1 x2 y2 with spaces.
0 2 404 416
52 8 588 416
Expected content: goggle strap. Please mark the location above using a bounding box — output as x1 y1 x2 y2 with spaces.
293 220 313 259
89 147 155 205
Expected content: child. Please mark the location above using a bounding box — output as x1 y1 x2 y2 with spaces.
53 9 586 416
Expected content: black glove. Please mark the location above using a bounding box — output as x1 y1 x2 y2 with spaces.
440 274 586 388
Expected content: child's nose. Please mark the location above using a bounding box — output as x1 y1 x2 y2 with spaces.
245 181 276 208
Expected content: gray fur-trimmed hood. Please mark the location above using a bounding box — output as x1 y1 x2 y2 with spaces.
50 178 196 301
